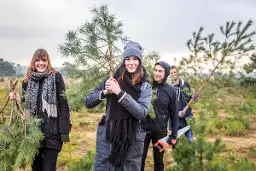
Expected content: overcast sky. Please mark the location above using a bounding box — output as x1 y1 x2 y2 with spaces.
0 0 255 67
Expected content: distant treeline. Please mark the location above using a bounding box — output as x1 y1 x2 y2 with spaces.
0 58 67 77
0 58 22 76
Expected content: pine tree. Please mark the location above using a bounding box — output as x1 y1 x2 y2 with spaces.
58 4 127 111
167 20 255 171
59 4 126 82
244 53 256 73
0 80 44 170
179 20 255 90
59 4 160 111
167 113 226 171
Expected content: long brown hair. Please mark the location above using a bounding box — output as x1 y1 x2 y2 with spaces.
118 60 144 86
24 49 56 83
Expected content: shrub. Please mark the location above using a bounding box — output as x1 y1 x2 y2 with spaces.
229 155 256 171
66 83 87 111
68 148 96 171
66 82 105 112
240 77 256 86
224 120 246 136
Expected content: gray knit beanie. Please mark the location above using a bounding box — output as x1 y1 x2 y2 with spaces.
122 41 143 62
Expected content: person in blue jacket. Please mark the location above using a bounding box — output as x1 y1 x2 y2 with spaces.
85 41 152 171
141 61 179 171
169 65 198 143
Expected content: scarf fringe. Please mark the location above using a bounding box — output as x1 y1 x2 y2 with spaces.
42 97 57 118
106 117 138 167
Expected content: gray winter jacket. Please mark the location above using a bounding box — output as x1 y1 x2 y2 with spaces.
85 78 152 171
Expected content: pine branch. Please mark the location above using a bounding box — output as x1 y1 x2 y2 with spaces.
182 20 255 113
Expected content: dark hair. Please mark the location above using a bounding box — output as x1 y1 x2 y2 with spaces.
170 65 177 70
170 65 179 73
118 60 144 86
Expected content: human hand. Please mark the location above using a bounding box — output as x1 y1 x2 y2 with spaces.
178 111 185 118
9 92 16 100
105 78 121 95
9 92 19 100
167 137 177 146
192 93 199 102
171 139 177 145
9 91 21 102
104 78 114 95
103 89 111 95
23 111 30 118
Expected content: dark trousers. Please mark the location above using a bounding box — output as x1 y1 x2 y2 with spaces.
32 148 60 171
141 131 167 171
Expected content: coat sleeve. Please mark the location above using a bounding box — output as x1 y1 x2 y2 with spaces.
184 81 192 101
85 78 109 108
184 81 193 118
118 82 152 121
56 72 71 142
169 89 179 139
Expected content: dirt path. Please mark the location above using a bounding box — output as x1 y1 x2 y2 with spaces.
209 116 256 161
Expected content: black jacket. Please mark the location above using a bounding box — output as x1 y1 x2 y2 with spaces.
22 72 70 150
141 82 179 138
174 78 193 128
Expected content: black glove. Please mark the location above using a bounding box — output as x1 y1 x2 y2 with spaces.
167 134 177 146
167 136 173 145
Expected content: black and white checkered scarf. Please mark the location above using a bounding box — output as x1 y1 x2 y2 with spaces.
25 71 57 118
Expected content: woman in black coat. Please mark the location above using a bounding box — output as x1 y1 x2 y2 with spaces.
10 49 71 171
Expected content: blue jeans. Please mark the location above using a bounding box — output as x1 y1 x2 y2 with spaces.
185 128 193 143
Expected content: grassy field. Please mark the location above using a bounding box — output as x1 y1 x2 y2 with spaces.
1 77 256 171
56 112 256 171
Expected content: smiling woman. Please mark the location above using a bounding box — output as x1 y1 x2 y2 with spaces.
85 41 152 171
24 49 55 83
9 48 71 171
34 56 48 72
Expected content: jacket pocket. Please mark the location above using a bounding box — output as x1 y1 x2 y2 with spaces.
130 130 146 158
136 130 146 141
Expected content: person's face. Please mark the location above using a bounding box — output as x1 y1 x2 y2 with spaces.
34 57 48 72
153 65 165 82
124 56 140 73
170 68 179 80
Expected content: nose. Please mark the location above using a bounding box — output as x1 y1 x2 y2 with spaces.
154 71 159 76
128 60 135 65
38 60 44 64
